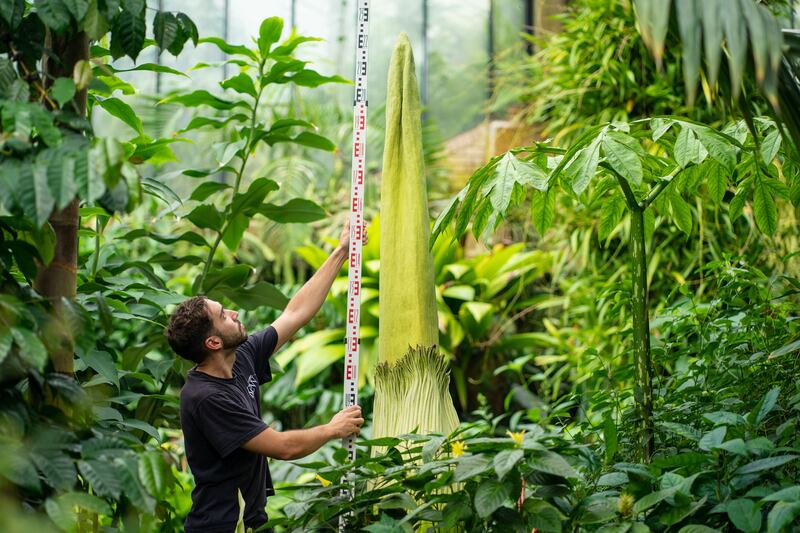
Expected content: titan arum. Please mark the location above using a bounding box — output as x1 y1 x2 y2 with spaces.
372 34 459 442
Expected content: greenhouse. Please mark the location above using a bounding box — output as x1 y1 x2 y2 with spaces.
2 0 800 531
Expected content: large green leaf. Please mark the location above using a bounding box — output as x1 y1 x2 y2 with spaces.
16 161 55 227
726 499 761 533
189 181 231 202
62 0 89 22
276 69 349 88
493 449 523 480
79 349 119 388
230 177 279 217
198 36 258 61
11 327 48 371
159 90 248 110
258 198 326 223
602 133 643 187
186 204 224 232
179 114 249 133
706 162 727 205
37 146 77 212
698 427 726 451
0 0 24 28
116 457 155 513
667 187 692 235
749 387 780 426
258 16 283 57
490 152 548 213
531 188 555 236
50 77 76 107
454 454 491 482
58 491 112 516
567 135 602 195
735 455 799 475
31 452 76 491
752 178 777 235
694 127 737 171
153 11 179 52
35 0 72 32
674 127 707 168
265 130 336 151
138 451 169 498
598 193 626 241
221 73 257 98
524 500 563 532
760 128 781 165
529 451 581 480
109 62 190 77
82 0 109 39
767 501 800 533
95 96 144 135
117 228 209 247
221 213 248 251
474 479 510 518
112 8 146 61
78 459 122 499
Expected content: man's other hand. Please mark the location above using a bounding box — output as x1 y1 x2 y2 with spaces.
327 405 364 439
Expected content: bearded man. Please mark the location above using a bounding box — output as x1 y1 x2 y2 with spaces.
166 221 365 533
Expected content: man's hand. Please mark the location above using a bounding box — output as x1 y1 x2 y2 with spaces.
337 217 369 252
326 405 364 439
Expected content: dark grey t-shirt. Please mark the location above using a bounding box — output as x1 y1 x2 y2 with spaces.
180 326 278 533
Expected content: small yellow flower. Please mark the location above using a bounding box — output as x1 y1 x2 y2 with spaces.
506 429 526 447
451 440 467 457
618 493 635 516
315 474 331 487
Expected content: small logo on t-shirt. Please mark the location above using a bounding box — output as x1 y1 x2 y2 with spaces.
246 375 258 399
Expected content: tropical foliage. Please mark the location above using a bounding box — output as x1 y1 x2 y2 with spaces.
1 0 799 532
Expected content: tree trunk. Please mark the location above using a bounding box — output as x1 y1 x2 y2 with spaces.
629 207 654 461
33 31 89 375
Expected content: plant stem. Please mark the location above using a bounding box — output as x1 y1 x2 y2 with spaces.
630 205 654 462
196 60 266 291
641 165 681 209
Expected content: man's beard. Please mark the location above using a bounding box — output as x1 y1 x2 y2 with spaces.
218 324 248 349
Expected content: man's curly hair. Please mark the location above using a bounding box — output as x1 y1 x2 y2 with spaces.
166 296 213 363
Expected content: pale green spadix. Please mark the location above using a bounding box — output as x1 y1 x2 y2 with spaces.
374 34 458 442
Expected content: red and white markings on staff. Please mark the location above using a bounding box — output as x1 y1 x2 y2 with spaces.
340 0 369 522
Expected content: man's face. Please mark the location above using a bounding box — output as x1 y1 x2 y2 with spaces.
205 299 248 351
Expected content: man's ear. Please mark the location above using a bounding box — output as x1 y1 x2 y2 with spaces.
204 335 222 352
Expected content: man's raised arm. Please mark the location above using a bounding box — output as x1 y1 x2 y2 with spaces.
272 219 366 351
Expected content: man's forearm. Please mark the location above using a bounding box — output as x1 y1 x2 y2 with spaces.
284 245 348 322
280 424 336 460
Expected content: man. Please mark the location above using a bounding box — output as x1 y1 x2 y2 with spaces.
166 221 365 533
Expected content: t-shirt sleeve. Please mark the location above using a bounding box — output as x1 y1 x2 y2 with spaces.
238 326 278 384
194 393 268 458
